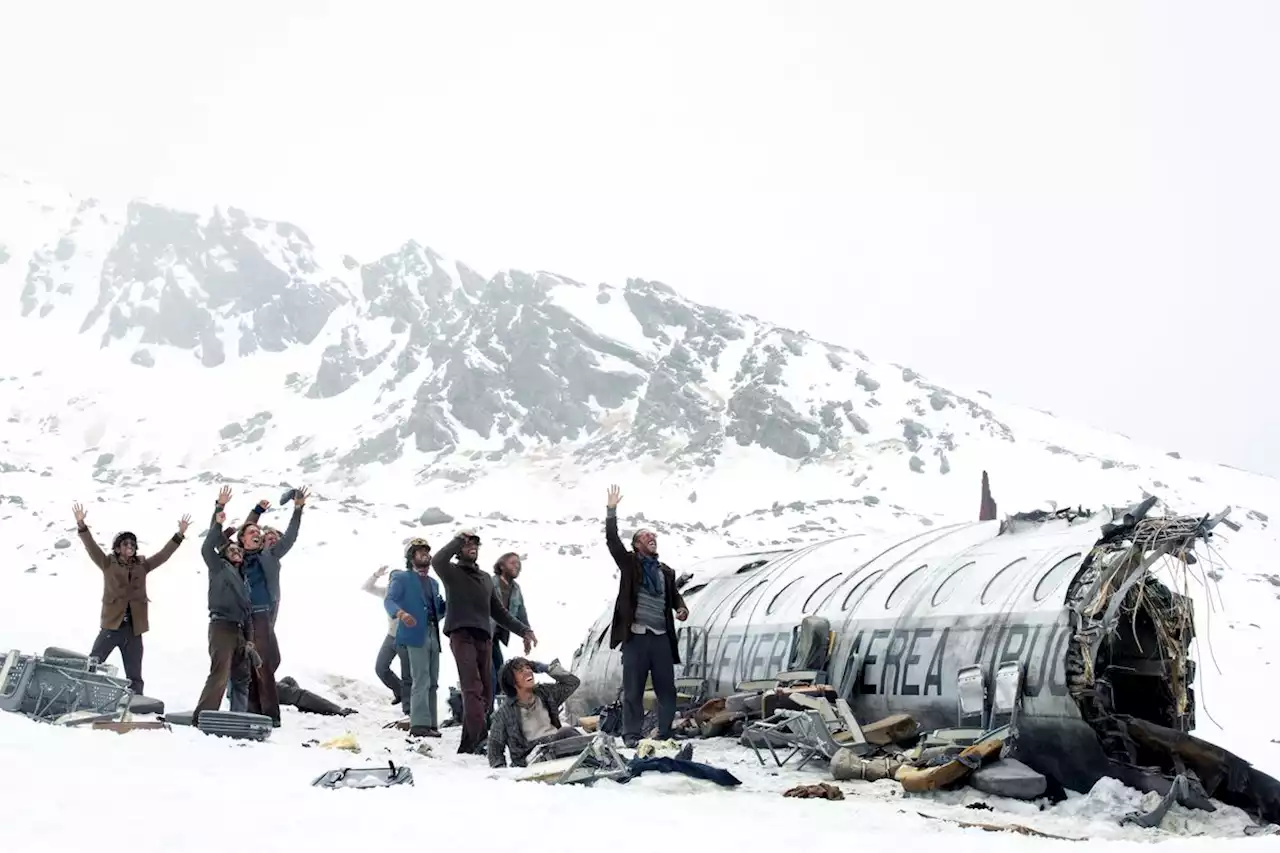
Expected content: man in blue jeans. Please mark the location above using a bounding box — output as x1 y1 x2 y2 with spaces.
490 552 531 708
385 538 447 738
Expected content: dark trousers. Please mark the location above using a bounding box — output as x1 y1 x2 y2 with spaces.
375 634 412 714
491 640 504 708
621 630 676 741
246 610 281 723
195 620 246 722
89 625 145 695
448 628 493 754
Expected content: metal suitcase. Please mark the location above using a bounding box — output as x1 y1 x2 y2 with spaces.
194 710 274 741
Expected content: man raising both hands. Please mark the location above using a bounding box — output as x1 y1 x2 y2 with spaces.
72 501 190 696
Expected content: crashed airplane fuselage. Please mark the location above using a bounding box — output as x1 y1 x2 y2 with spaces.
568 484 1280 824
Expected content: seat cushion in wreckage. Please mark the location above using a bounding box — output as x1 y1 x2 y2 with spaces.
895 736 1005 793
128 695 165 715
968 758 1047 800
861 713 918 746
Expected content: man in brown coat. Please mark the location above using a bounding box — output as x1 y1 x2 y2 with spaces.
603 485 688 747
72 501 190 695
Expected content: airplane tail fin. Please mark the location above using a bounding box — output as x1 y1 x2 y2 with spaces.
979 470 998 521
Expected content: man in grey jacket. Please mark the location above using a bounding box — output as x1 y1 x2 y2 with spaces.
363 564 411 713
490 552 531 709
194 486 255 725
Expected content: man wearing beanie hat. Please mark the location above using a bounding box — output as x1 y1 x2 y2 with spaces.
71 501 191 696
384 537 447 737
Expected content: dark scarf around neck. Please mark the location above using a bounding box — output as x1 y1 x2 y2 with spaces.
639 553 663 596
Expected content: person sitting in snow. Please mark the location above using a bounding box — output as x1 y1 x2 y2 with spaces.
487 657 581 768
71 501 190 697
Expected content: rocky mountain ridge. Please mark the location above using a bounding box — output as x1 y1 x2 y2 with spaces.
1 171 1275 529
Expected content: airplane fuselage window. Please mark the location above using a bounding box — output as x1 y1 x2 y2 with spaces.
931 561 976 607
1033 553 1083 602
766 577 804 615
980 556 1029 605
885 564 930 609
803 572 843 613
841 570 883 611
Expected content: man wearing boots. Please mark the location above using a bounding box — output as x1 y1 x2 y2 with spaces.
432 529 536 754
72 501 190 696
384 538 447 738
194 486 256 724
603 484 688 747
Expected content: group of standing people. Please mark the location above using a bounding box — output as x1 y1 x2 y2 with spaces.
369 529 537 752
193 485 306 725
71 480 691 754
71 485 307 727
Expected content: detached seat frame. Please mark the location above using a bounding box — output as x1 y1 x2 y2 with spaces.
742 693 872 770
521 733 631 786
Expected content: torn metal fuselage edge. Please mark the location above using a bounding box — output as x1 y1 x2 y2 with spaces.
1042 498 1280 825
570 494 1280 825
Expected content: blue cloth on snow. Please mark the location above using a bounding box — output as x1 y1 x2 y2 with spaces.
620 756 741 787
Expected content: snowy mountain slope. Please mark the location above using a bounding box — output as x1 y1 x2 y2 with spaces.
4 170 1280 842
5 169 1275 533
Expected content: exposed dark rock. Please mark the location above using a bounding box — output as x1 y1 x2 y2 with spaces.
94 453 114 467
54 538 71 549
418 507 455 526
1166 451 1182 459
855 370 880 393
131 349 155 367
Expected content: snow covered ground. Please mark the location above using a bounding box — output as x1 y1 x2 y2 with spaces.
3 478 1280 849
4 171 1280 847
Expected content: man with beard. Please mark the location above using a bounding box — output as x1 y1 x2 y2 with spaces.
235 486 309 726
194 486 256 724
603 484 688 747
384 538 447 738
490 552 531 709
432 529 536 755
71 502 191 696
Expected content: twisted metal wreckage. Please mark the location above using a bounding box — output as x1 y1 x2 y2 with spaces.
568 473 1280 827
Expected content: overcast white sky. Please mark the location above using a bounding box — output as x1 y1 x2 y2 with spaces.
2 0 1276 476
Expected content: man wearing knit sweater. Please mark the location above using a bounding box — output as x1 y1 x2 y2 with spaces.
602 484 688 747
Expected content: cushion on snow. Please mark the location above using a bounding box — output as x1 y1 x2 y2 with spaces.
969 758 1047 800
128 695 165 715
